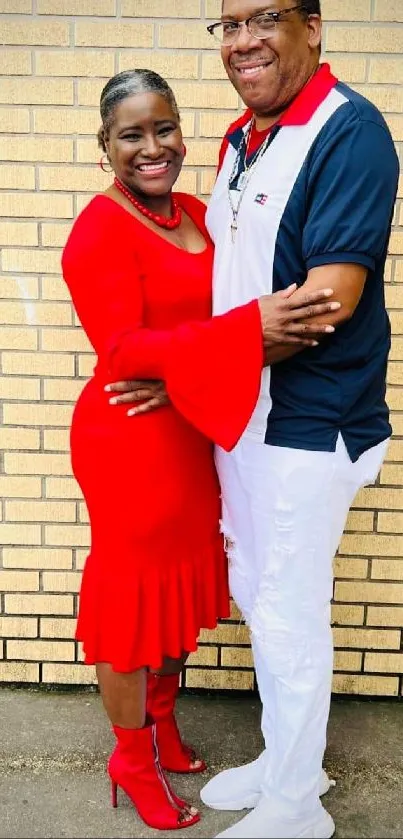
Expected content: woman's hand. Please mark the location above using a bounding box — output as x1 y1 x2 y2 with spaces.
258 283 341 347
105 379 169 415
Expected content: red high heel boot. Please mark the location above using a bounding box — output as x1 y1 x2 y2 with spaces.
108 722 200 830
147 673 207 774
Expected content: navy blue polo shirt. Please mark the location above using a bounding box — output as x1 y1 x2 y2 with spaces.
207 64 399 462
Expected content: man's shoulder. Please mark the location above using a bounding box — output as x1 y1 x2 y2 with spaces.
334 80 390 132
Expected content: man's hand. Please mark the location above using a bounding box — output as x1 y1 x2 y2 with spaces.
258 283 340 347
105 380 169 416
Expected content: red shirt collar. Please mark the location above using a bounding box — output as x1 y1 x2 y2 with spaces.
228 63 338 137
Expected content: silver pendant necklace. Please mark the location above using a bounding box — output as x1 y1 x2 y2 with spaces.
228 119 273 242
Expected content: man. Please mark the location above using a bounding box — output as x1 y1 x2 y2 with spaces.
107 2 399 837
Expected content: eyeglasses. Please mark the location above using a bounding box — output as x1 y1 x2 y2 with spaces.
207 5 307 44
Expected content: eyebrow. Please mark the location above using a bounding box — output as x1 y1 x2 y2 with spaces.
222 4 277 18
119 119 176 131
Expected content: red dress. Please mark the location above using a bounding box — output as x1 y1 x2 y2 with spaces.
62 192 262 672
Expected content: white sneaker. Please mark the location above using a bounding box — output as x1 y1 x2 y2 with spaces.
214 797 335 838
200 750 335 811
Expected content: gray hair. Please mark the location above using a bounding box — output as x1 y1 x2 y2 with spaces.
97 69 180 150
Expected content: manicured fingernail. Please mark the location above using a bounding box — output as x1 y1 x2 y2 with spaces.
330 302 341 310
127 408 137 416
323 289 333 296
104 385 111 392
325 325 335 333
109 397 118 405
311 340 319 346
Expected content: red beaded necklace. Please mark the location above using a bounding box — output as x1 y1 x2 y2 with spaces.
114 176 182 230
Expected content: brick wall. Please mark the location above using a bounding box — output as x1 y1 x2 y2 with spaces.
0 0 402 696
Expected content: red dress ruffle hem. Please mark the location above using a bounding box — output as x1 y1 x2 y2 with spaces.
61 192 262 672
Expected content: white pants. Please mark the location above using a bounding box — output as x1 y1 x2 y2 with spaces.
215 434 388 817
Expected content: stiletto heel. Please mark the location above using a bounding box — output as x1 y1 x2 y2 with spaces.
111 779 118 808
108 722 200 830
147 672 207 774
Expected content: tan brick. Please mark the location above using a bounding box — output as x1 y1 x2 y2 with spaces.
0 376 40 400
344 510 374 531
0 662 39 683
46 477 82 499
185 139 221 166
385 286 403 309
0 0 32 10
75 21 153 48
0 522 41 545
332 673 398 696
3 548 72 570
351 85 403 114
75 549 88 570
327 27 403 53
42 662 96 684
0 617 37 639
40 277 71 302
0 49 32 76
38 0 115 12
0 108 30 133
373 0 403 22
200 110 240 137
322 0 371 19
387 361 403 385
339 533 403 557
199 624 250 645
0 476 41 499
5 500 76 523
79 502 89 523
0 166 35 190
323 55 368 83
45 524 90 546
333 557 368 579
0 78 73 105
75 194 97 215
43 429 70 451
1 20 69 46
41 328 91 353
369 58 403 85
200 168 217 196
42 572 81 592
205 0 220 15
0 136 73 163
173 81 238 109
33 107 99 136
186 646 218 667
0 570 39 591
78 355 96 376
2 352 74 377
3 403 72 427
43 378 84 402
381 464 403 485
365 652 403 673
202 53 230 81
366 606 403 627
185 668 254 691
386 388 403 411
333 650 362 671
390 415 403 436
1 277 39 301
333 627 400 649
7 640 75 662
0 327 37 351
5 452 71 476
175 169 197 194
0 428 40 450
335 580 403 604
76 137 101 164
35 50 114 78
159 23 215 50
118 51 198 82
331 604 365 626
0 224 38 248
39 165 106 193
0 192 73 219
371 558 403 580
221 647 254 668
76 79 108 107
389 231 403 255
40 618 76 639
0 301 72 327
122 0 199 14
2 248 62 275
5 594 74 615
40 225 73 250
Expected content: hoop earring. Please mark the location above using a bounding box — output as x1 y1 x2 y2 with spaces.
99 154 113 173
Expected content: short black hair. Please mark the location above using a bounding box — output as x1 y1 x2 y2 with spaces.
300 1 321 14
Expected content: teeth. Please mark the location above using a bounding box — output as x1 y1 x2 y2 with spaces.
239 66 265 75
138 162 169 172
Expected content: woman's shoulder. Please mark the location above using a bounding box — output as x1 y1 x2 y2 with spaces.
62 194 126 261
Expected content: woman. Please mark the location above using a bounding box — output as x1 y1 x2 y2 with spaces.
61 69 339 831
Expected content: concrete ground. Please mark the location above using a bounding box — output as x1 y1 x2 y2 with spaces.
0 687 402 839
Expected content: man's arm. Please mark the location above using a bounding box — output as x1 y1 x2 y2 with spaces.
263 263 367 365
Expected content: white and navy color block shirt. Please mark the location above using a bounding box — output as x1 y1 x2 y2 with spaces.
207 64 399 462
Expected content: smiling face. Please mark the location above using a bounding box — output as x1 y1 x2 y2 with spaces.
105 92 184 201
220 0 321 120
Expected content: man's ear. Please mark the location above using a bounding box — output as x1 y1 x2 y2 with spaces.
307 14 322 50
